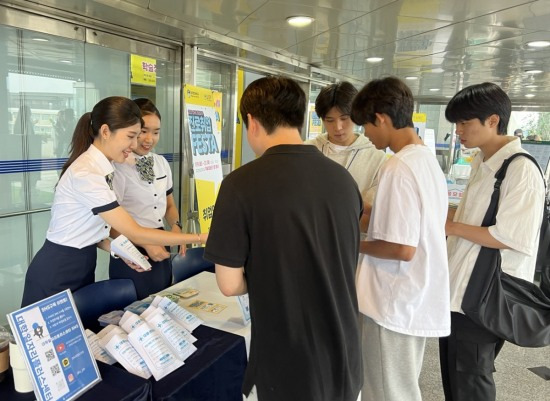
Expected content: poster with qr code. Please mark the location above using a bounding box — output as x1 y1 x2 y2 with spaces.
7 290 101 401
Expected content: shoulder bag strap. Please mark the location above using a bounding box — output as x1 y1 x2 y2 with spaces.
481 152 547 228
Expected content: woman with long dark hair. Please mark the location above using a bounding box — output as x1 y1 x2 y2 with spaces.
21 96 206 306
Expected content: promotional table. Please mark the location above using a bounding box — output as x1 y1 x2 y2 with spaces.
1 272 250 401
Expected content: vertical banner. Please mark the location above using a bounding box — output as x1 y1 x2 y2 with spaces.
184 84 223 232
308 104 322 140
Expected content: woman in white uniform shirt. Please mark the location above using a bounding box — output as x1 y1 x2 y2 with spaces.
109 99 182 298
21 96 206 307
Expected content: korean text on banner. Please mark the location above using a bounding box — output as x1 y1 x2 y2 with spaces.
184 84 223 232
131 54 156 87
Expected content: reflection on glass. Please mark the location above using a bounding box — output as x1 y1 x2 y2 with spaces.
196 58 235 165
0 215 28 326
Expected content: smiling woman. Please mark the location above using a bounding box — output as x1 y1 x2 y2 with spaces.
21 97 207 307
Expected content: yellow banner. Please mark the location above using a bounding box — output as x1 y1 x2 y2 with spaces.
184 84 215 107
213 91 222 134
309 104 323 135
130 54 156 86
184 84 224 233
195 179 221 232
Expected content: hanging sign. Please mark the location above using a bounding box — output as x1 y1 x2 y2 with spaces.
130 54 157 86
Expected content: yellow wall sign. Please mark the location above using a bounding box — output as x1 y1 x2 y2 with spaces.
130 54 156 86
412 112 427 123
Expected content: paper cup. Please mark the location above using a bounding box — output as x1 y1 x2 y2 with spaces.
9 342 34 393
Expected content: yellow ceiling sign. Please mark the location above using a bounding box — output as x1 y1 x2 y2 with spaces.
131 54 156 86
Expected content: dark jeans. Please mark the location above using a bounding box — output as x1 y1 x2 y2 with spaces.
439 312 505 401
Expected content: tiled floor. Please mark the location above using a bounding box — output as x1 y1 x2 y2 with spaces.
419 337 550 400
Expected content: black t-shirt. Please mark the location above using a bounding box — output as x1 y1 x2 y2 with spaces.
205 144 363 401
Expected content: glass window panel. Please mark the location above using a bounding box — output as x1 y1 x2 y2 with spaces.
0 215 28 326
196 58 235 165
418 103 455 172
0 173 25 214
84 44 130 109
30 210 51 258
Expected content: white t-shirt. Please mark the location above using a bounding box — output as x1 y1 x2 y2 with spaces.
447 138 545 312
356 144 450 337
112 152 174 228
47 144 118 248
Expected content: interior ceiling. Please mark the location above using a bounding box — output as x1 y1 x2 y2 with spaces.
6 0 550 103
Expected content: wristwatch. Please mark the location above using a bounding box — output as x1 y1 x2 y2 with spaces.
173 220 182 229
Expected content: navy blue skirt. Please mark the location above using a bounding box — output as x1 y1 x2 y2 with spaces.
21 239 97 307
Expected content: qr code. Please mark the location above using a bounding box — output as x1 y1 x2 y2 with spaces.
45 350 55 362
50 364 60 376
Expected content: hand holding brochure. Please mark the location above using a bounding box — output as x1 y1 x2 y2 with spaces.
111 235 152 270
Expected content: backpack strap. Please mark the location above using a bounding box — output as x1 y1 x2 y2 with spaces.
481 152 547 228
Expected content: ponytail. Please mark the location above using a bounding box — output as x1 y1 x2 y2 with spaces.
60 113 95 178
58 97 142 179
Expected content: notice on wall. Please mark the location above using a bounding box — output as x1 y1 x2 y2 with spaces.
7 290 101 401
184 84 223 232
130 54 157 87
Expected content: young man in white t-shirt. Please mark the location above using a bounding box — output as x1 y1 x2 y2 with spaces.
350 76 450 401
441 82 545 401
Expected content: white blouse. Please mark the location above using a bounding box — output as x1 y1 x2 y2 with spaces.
47 144 118 248
112 152 174 228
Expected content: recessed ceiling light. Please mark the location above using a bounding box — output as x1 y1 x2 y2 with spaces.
365 57 383 63
431 68 444 73
32 37 49 42
405 76 418 80
525 94 536 98
429 88 440 92
286 16 314 27
525 69 543 74
59 60 72 64
525 85 538 88
445 95 453 98
527 41 550 48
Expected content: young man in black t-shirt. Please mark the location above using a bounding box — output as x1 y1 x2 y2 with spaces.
204 76 363 401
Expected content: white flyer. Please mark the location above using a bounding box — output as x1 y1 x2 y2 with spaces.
85 329 116 365
111 235 152 270
119 311 145 333
151 296 203 332
99 332 152 379
127 322 184 381
144 309 197 361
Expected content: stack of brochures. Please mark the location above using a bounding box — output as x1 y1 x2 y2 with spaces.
86 296 204 381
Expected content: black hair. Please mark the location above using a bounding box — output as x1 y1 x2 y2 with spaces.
445 82 511 134
60 96 143 177
240 76 306 134
351 76 414 129
315 81 358 119
133 98 161 121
